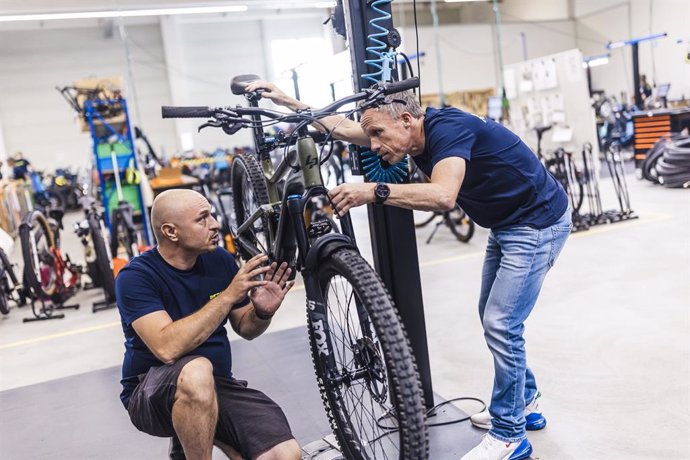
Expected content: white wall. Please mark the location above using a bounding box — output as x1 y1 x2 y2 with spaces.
0 23 177 171
575 0 690 102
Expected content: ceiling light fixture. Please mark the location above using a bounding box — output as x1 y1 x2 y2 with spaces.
0 5 249 23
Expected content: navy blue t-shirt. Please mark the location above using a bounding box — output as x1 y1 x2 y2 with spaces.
115 247 249 408
414 107 567 229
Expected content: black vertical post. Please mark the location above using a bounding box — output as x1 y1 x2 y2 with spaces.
290 68 301 101
586 64 593 97
342 0 434 409
631 42 641 108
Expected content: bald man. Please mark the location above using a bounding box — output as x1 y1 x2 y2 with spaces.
115 190 300 460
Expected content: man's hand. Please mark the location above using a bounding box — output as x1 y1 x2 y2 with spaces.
328 183 376 217
224 254 272 305
250 261 295 319
244 81 308 111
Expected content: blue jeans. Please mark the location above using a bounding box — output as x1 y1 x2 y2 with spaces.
478 210 572 442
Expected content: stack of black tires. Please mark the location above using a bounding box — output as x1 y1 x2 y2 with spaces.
641 134 690 188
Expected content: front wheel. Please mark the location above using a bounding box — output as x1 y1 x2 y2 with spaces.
309 248 427 460
89 214 116 303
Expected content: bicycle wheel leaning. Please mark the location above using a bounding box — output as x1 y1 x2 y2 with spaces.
309 247 427 460
89 214 116 303
230 152 271 258
20 211 58 300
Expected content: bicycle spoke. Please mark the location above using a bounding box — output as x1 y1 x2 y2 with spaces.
322 275 400 458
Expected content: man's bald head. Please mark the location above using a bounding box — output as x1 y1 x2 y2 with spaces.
151 189 208 243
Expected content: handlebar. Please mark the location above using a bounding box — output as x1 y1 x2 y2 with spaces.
162 106 215 119
160 77 420 137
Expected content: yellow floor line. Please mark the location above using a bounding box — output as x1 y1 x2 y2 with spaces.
0 321 121 350
0 212 674 350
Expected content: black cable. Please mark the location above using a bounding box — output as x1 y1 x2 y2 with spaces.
375 396 487 432
413 0 421 104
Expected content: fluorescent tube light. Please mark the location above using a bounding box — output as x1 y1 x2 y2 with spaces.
0 5 248 23
583 53 610 68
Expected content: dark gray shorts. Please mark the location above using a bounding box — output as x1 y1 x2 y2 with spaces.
127 355 294 458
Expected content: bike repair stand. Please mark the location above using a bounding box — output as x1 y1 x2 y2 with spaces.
92 298 116 313
313 1 488 458
83 280 117 313
23 297 79 323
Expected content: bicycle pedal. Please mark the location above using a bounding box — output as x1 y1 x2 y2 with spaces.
307 220 332 239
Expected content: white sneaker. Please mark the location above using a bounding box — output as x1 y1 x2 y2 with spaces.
470 392 546 431
460 433 533 460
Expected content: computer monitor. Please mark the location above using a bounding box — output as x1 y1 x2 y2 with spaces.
657 83 671 98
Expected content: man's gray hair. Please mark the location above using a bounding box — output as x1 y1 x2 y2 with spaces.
361 90 424 120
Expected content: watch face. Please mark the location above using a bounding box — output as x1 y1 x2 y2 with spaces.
375 183 390 202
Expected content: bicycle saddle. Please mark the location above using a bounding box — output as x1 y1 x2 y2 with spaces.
231 74 262 95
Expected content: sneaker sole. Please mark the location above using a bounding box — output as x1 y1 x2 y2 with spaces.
526 413 547 431
508 439 533 460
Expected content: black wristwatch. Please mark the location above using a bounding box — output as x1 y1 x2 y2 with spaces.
374 183 390 205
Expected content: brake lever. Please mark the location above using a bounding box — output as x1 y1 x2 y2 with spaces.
198 120 223 132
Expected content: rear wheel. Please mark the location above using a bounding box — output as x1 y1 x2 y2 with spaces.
89 214 116 303
0 278 9 315
20 210 58 300
309 248 427 460
230 153 271 259
110 205 138 260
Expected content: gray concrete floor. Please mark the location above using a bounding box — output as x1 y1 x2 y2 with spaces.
0 173 688 459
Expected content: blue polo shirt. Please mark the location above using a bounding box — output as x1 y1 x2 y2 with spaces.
413 107 568 230
115 247 248 408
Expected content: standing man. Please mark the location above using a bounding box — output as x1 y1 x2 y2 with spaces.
247 81 571 460
116 189 301 460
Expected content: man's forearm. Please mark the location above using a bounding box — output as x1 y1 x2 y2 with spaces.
235 303 272 340
156 293 236 363
283 99 370 147
386 183 457 212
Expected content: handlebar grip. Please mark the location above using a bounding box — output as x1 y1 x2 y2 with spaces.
161 106 214 119
382 77 420 95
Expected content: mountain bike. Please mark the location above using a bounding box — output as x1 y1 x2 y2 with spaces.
75 196 116 311
19 210 81 321
162 75 428 460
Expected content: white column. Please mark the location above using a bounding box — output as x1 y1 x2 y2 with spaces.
160 16 193 152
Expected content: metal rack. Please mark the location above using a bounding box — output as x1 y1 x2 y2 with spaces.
83 97 151 245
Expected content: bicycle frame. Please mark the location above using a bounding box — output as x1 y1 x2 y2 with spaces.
233 125 357 266
27 228 80 300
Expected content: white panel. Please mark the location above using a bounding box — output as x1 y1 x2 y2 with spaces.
398 20 576 96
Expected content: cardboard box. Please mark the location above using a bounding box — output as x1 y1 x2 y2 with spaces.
73 76 126 133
